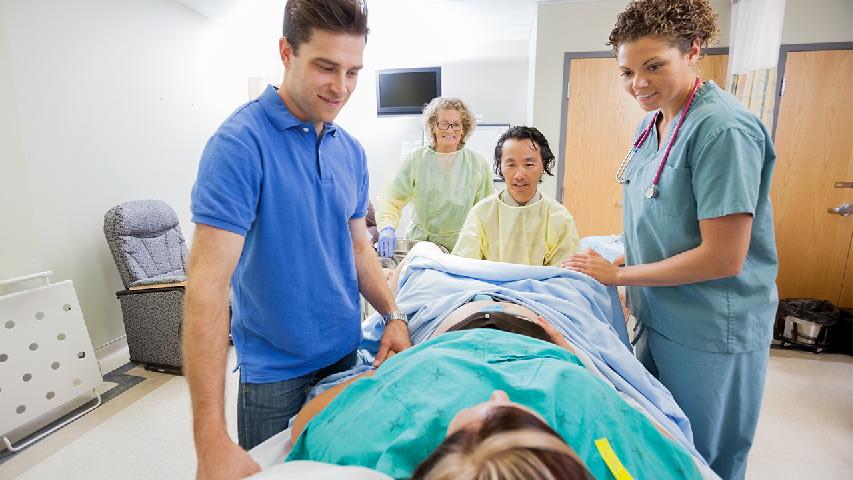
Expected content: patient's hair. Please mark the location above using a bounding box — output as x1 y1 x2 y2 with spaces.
283 0 369 54
412 406 591 480
493 126 556 180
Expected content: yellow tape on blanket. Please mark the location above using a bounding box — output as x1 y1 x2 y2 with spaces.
594 437 635 480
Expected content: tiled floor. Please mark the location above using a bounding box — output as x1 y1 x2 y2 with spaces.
2 347 851 479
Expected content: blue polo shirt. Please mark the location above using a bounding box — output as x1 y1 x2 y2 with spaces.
191 85 368 382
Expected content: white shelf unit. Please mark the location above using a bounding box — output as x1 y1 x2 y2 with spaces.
0 272 103 451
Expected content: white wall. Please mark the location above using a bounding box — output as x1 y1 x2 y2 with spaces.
327 3 532 215
337 53 529 205
0 0 530 353
531 0 852 200
3 0 848 355
530 0 732 199
186 0 532 228
0 0 246 348
0 4 41 281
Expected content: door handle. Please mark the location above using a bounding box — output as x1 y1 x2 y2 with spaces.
827 203 852 216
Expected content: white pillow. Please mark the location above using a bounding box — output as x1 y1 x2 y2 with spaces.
248 461 393 480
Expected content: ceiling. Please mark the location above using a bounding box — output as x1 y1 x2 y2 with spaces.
173 0 589 43
172 0 594 64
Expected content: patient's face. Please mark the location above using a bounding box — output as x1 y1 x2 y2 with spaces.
500 138 544 204
446 390 546 436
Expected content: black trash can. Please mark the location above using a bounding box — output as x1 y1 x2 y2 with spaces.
825 308 852 355
773 299 839 353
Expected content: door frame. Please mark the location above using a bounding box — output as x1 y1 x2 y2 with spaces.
555 48 727 202
772 42 853 138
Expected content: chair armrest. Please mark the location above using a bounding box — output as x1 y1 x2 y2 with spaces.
127 281 187 291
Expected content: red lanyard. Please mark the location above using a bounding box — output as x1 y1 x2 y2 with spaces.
629 77 701 198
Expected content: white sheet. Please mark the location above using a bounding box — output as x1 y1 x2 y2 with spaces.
248 429 392 479
248 429 292 469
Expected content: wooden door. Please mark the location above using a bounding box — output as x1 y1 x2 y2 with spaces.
695 53 728 89
562 57 643 237
561 54 728 237
772 50 853 307
841 233 853 307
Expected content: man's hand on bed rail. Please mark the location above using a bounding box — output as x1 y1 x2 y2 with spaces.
374 319 412 367
560 249 623 286
195 434 260 480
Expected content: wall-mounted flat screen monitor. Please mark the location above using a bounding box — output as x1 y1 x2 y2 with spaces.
376 67 441 115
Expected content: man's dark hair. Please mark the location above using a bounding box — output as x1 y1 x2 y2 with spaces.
283 0 369 54
493 126 556 180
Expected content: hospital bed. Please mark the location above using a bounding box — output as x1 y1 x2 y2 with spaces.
249 242 720 479
580 233 625 262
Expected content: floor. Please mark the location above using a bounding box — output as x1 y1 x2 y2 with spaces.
1 347 851 479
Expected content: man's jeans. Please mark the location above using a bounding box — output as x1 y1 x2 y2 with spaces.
237 349 358 450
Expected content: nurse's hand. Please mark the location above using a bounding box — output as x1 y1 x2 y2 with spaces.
561 249 622 286
374 319 411 367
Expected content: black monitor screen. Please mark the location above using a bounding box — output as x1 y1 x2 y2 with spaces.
376 67 441 115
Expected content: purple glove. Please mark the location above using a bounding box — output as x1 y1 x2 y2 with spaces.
375 227 397 258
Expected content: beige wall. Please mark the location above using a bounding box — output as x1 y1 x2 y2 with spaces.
532 0 852 199
781 0 853 44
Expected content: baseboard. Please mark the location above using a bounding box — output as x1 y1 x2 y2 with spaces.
95 336 130 375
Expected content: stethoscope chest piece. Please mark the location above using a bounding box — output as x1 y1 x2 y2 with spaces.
616 76 702 200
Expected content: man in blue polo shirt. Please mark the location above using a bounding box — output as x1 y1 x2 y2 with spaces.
183 1 410 478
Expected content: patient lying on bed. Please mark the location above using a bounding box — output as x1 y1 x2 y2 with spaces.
287 314 703 479
279 243 720 479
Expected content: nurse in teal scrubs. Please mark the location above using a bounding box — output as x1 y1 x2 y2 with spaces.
562 1 778 479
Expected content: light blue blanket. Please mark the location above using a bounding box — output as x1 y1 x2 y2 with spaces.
306 242 701 459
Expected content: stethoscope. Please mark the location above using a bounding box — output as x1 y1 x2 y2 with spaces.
615 76 702 199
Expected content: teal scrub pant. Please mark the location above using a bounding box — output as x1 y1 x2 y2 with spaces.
635 325 769 480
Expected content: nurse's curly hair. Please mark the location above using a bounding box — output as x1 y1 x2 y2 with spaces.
423 97 477 148
493 126 556 181
607 0 719 54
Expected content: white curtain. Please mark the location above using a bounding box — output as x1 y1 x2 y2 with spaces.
726 0 787 130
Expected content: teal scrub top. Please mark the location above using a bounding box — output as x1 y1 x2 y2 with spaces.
287 329 701 479
622 81 779 353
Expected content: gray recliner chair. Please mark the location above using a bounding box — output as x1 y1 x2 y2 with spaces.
103 199 188 374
